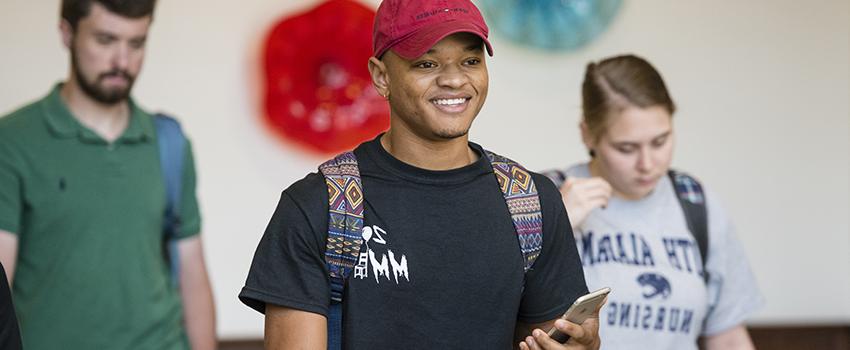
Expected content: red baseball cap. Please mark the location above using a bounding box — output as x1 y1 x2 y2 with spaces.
373 0 494 60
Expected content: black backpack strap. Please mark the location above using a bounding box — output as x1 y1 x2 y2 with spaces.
668 170 709 283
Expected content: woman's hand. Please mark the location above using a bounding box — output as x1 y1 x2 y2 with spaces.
559 177 612 230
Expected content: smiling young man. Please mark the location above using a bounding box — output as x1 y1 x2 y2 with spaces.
0 1 215 349
239 1 600 349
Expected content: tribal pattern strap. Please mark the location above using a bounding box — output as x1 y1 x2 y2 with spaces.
319 152 365 302
485 150 544 273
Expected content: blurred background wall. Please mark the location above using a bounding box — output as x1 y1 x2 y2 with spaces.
0 0 847 341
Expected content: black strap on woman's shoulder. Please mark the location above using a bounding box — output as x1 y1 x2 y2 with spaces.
668 170 709 283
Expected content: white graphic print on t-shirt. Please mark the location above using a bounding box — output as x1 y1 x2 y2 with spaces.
353 225 411 284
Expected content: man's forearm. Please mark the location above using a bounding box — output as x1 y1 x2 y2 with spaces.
178 237 217 350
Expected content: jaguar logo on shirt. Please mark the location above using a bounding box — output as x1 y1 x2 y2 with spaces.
637 273 672 300
353 225 410 284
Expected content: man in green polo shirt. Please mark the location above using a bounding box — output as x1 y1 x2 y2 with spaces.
0 1 216 349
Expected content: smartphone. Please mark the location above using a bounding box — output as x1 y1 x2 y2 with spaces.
547 287 611 343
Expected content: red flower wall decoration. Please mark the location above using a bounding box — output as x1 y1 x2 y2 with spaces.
263 0 389 154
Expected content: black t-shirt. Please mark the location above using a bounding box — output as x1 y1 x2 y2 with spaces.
239 137 588 349
0 262 22 350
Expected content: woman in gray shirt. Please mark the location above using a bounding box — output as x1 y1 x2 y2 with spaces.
544 54 762 350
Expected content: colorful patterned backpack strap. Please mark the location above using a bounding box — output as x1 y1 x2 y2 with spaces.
319 151 366 300
318 152 366 350
485 150 544 273
668 170 709 283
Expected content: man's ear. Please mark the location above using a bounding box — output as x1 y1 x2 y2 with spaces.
368 57 390 99
60 20 73 50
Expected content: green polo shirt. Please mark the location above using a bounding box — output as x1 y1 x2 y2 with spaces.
0 84 201 350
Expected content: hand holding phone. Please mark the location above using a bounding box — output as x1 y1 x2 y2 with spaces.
547 287 611 343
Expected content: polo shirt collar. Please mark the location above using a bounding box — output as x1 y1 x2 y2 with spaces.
42 83 154 143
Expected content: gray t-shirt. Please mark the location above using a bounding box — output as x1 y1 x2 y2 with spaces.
557 163 762 350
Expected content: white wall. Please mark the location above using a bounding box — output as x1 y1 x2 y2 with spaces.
0 0 847 338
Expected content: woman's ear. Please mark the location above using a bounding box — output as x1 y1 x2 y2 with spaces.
368 57 390 100
580 121 596 152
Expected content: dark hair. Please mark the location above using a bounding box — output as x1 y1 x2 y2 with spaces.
582 54 675 139
62 0 157 29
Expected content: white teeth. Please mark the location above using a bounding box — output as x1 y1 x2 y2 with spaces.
433 98 466 106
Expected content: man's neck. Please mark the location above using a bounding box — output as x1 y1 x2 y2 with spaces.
380 129 478 171
60 79 130 143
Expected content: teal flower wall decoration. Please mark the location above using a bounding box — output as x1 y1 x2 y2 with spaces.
478 0 623 51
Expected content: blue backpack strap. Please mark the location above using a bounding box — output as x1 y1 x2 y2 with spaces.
153 113 187 288
485 150 544 273
318 152 365 350
668 170 709 283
